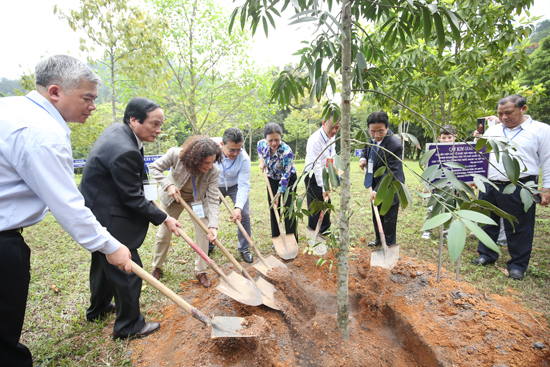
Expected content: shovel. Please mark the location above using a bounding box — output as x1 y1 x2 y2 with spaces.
369 189 400 270
129 260 255 338
306 196 329 256
263 171 299 260
176 194 280 310
218 190 287 277
153 201 262 307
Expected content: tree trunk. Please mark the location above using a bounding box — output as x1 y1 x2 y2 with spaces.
110 50 116 125
336 0 351 341
249 123 253 159
188 0 199 134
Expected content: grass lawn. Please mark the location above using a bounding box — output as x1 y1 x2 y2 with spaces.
22 159 550 366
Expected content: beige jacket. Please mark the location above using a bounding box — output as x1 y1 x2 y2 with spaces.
149 147 220 228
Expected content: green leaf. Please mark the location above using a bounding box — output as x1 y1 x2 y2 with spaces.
447 220 466 263
473 177 486 193
503 183 517 195
443 162 466 169
502 153 519 185
433 12 445 54
421 164 439 181
420 148 436 168
401 184 413 209
455 210 497 225
519 188 534 212
374 174 392 206
333 154 343 171
328 161 338 188
380 185 395 216
421 212 452 231
356 129 368 144
422 7 432 43
475 138 487 151
356 51 367 71
374 166 387 178
462 219 501 254
262 16 269 37
228 8 238 33
322 167 330 192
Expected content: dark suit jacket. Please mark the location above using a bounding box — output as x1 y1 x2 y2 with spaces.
79 123 167 249
361 134 405 205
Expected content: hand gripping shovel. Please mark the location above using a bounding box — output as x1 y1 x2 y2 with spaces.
218 190 287 277
369 189 400 270
153 201 262 307
129 260 255 338
263 171 298 260
306 196 329 256
176 194 280 310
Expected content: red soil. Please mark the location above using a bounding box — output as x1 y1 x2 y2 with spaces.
131 248 550 366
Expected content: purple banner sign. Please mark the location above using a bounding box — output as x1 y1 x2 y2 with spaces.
426 142 489 184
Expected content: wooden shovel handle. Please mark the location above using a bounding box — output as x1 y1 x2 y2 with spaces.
369 188 388 249
218 190 271 271
152 201 229 282
129 259 213 327
174 193 256 284
263 171 285 231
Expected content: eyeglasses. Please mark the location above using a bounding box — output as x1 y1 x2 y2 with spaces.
227 148 242 154
369 130 387 136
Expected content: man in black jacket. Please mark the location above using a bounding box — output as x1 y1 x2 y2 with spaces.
79 97 181 339
360 111 405 247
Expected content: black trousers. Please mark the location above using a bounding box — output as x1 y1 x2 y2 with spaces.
371 200 399 246
0 230 33 367
267 173 298 241
87 249 145 336
477 181 536 272
305 174 332 235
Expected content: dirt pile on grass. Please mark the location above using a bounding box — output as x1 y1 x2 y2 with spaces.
131 248 550 366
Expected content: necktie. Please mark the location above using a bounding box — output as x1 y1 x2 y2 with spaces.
363 144 378 189
140 147 144 157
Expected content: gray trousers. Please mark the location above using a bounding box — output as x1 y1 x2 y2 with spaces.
210 184 251 252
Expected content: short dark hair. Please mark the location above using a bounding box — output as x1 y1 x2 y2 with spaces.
263 123 283 138
367 111 389 128
497 94 527 109
439 124 456 136
222 128 244 144
179 136 222 175
123 97 161 125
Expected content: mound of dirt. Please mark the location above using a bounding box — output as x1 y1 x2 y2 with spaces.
131 248 550 366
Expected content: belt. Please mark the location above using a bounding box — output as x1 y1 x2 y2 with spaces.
0 227 23 235
491 176 536 186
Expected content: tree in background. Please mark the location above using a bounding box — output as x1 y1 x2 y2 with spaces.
526 19 550 55
148 0 274 136
520 36 550 123
232 0 540 338
56 0 166 124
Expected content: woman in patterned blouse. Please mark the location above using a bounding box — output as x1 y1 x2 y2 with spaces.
257 123 298 241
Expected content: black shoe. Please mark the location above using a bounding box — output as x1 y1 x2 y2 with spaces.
113 321 160 340
471 256 495 266
208 247 215 257
240 250 254 263
368 239 381 247
508 269 524 280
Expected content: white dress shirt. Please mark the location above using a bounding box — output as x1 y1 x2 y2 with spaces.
0 91 121 254
305 127 336 192
216 149 251 210
483 116 550 187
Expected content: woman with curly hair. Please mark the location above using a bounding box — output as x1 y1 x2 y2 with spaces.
257 123 298 241
148 136 222 287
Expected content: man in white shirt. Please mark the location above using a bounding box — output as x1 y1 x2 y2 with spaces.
209 128 254 263
304 113 341 237
0 55 131 367
472 94 550 280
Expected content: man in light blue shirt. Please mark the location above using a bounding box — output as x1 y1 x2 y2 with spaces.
0 55 131 367
209 128 253 263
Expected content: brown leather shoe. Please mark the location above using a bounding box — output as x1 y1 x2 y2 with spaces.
196 272 211 288
113 322 160 340
151 268 163 280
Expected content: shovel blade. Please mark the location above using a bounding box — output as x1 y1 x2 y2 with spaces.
252 255 287 276
306 227 327 255
272 234 298 260
371 244 400 270
211 316 255 338
215 271 263 307
255 277 280 310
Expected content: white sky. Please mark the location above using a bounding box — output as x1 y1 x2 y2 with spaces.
1 0 549 80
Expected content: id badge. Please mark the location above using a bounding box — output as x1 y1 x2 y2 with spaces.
367 160 374 174
191 200 205 218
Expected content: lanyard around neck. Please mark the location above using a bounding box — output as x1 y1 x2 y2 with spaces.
320 129 332 155
26 96 51 116
502 125 522 142
191 175 198 201
222 156 237 172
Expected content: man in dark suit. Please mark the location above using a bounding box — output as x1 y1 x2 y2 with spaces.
360 111 405 247
79 97 182 339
